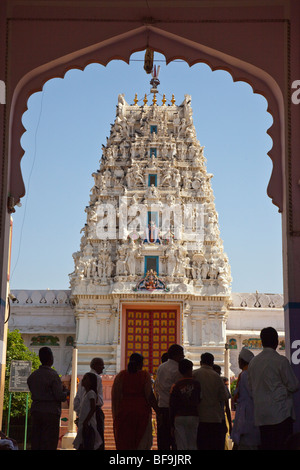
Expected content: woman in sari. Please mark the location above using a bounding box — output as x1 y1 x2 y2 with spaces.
112 353 158 450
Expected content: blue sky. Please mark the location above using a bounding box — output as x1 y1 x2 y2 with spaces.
9 50 282 294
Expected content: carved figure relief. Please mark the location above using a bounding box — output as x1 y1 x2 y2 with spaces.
70 92 232 298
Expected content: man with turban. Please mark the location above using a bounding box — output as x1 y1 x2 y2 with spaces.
231 347 261 450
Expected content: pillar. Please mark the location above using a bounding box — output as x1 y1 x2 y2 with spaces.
61 347 78 449
283 0 300 433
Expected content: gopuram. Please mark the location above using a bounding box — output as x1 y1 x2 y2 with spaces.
69 79 232 376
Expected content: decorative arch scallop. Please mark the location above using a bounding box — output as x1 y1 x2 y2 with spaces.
8 25 284 212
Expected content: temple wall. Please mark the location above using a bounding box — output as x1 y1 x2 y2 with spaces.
8 289 284 379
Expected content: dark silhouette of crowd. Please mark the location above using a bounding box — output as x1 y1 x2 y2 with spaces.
153 327 299 451
113 326 299 451
155 345 231 450
21 326 299 451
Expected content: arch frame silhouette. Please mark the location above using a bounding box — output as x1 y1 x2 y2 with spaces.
8 25 284 212
3 10 300 432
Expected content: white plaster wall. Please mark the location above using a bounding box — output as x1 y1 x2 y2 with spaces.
9 290 285 377
226 292 284 377
9 290 76 375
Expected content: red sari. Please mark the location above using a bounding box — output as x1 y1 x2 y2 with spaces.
112 369 152 450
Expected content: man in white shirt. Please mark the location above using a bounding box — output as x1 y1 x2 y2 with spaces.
248 327 299 450
154 344 184 450
74 357 105 450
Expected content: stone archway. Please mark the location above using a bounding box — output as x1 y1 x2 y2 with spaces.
2 5 300 432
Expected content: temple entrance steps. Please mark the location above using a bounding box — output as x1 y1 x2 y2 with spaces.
103 402 115 450
103 403 158 450
102 376 158 450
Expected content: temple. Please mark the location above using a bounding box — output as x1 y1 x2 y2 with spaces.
9 89 285 379
70 89 234 375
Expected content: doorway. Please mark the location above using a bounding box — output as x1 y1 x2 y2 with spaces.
124 307 179 374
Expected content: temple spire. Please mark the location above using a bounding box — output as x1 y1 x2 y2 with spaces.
70 90 232 376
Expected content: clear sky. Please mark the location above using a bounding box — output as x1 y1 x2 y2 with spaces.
9 50 282 295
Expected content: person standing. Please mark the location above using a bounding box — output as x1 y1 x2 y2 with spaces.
73 373 102 450
231 347 260 450
213 364 232 449
27 347 68 450
193 352 227 450
111 353 158 450
74 357 105 449
169 359 201 450
248 327 299 450
154 344 184 450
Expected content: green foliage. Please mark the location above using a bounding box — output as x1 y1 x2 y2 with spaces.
230 378 237 396
3 330 40 420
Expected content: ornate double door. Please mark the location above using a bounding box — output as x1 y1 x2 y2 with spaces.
125 308 178 375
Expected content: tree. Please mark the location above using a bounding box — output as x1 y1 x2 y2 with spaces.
3 329 40 421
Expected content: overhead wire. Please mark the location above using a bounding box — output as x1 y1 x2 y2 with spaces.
10 89 45 281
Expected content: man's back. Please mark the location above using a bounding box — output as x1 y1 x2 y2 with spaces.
248 348 299 426
193 365 226 423
155 359 182 408
170 377 201 418
27 365 67 415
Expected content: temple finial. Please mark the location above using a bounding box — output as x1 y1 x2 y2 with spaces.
150 65 160 93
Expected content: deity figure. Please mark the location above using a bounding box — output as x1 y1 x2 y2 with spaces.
125 240 137 275
116 243 127 276
161 167 173 187
117 93 126 117
166 244 177 277
173 169 181 188
144 220 160 244
192 251 205 280
201 261 210 279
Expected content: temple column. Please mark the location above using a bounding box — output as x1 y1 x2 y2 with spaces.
112 305 119 346
75 311 87 344
182 302 190 347
105 319 110 344
87 311 96 344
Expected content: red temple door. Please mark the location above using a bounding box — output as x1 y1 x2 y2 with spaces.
125 309 178 374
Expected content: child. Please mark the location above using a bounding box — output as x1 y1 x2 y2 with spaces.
73 372 102 450
169 359 201 450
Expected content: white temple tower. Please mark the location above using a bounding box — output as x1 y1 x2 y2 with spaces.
69 89 232 375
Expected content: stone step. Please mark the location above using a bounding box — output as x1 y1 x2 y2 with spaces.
103 404 115 450
103 405 158 450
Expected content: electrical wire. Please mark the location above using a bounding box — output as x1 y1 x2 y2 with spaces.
10 89 45 281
